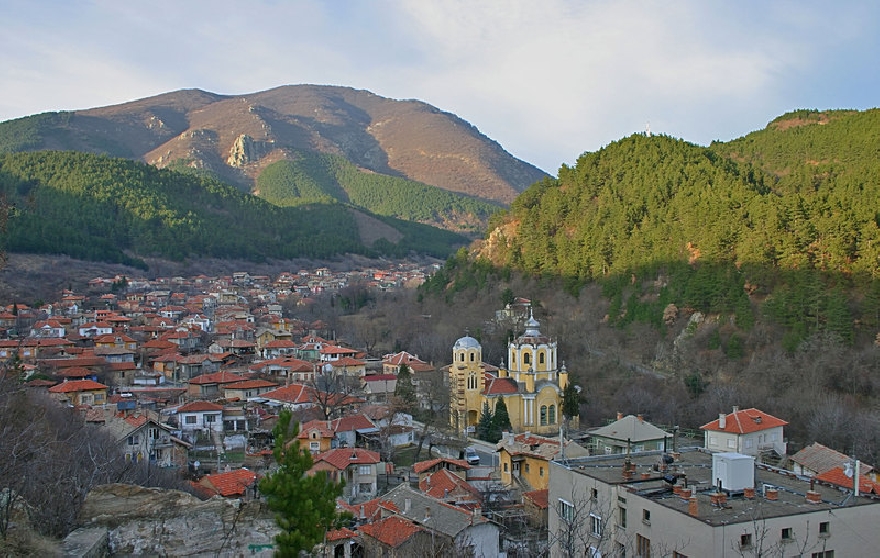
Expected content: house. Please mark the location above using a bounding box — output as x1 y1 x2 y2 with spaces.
362 374 397 403
47 379 108 406
522 488 549 529
186 371 247 399
701 406 788 459
548 448 880 557
99 413 176 466
311 448 382 501
790 442 874 478
588 413 673 454
259 383 318 411
221 379 278 401
358 515 434 558
419 468 481 507
497 431 589 490
176 401 224 433
298 420 336 454
379 484 499 558
412 458 471 483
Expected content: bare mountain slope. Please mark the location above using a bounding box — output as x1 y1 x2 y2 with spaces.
46 85 548 204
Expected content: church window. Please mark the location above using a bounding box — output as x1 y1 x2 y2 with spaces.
470 352 475 362
468 373 477 390
524 352 531 365
540 405 548 426
539 352 545 365
511 352 515 364
460 353 465 362
549 405 556 425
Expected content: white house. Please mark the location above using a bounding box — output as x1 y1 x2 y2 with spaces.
700 406 787 458
176 401 224 434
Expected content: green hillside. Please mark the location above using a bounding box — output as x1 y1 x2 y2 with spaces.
0 151 468 268
256 152 502 232
455 109 880 348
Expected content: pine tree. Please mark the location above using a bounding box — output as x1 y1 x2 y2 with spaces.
563 383 580 420
476 401 495 441
259 409 345 557
490 398 511 443
394 363 416 408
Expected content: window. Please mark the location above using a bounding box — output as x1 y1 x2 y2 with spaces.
819 521 830 537
618 496 627 504
539 352 545 365
310 442 320 451
740 533 753 549
744 439 753 449
525 463 530 474
460 353 465 362
709 436 717 446
358 465 371 475
589 513 602 537
205 414 216 423
812 551 834 558
591 487 598 501
470 352 475 362
127 436 138 445
523 352 531 365
549 405 556 425
504 462 508 472
185 415 196 424
558 499 574 523
642 509 651 525
540 467 544 477
358 483 371 494
636 534 651 558
540 406 548 426
728 439 736 449
781 527 794 542
619 506 627 529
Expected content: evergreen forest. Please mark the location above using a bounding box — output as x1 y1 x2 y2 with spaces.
0 151 468 268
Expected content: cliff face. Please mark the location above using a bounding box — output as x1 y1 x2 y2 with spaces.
74 484 278 556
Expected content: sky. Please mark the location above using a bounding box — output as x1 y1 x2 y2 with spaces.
1 0 878 173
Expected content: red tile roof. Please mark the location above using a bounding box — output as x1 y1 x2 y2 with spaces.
816 466 880 494
358 515 422 548
524 488 549 509
48 379 107 393
419 468 479 500
484 376 519 395
700 408 788 434
262 383 315 405
178 401 223 412
314 448 381 471
223 379 278 390
412 458 470 474
200 469 259 497
188 371 247 385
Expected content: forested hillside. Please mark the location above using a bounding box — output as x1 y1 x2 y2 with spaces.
0 151 467 268
474 109 880 349
256 152 502 233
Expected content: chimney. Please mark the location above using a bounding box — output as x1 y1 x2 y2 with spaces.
732 406 739 413
617 411 623 420
404 498 411 514
743 486 755 499
360 505 366 519
637 414 643 423
855 460 861 498
688 490 699 517
764 486 778 500
718 413 727 429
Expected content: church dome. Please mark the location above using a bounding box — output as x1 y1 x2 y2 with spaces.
454 335 481 350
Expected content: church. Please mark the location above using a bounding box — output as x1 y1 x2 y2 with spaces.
447 309 568 436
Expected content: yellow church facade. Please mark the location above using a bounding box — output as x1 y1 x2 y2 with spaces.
447 311 568 437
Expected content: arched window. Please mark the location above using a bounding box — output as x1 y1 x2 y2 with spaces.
460 353 465 362
468 373 477 390
511 352 516 364
539 352 545 365
470 352 475 362
524 352 531 365
540 405 548 426
549 405 556 425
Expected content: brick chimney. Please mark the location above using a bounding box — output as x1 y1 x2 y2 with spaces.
688 490 699 517
765 487 778 500
617 411 623 420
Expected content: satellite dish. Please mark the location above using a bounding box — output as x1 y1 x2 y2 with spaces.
844 462 854 478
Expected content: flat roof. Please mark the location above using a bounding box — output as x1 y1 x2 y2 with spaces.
553 448 880 527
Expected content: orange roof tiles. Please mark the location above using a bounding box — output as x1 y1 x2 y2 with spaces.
178 401 223 412
314 448 381 471
199 469 259 497
48 379 108 393
359 515 422 548
524 488 549 509
700 408 788 434
816 466 880 494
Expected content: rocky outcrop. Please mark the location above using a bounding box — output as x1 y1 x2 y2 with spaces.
227 134 274 167
75 484 278 557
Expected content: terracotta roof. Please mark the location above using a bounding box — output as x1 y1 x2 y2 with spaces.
816 466 880 494
325 527 357 542
420 468 479 500
200 469 259 497
333 415 375 432
56 366 94 378
223 379 278 390
790 442 874 475
262 383 315 405
363 374 397 382
700 408 788 434
524 488 549 509
48 379 108 393
484 375 519 395
178 401 223 413
358 515 423 548
314 448 381 471
188 371 247 385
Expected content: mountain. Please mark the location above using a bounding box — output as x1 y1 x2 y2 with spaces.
464 109 880 348
0 85 549 231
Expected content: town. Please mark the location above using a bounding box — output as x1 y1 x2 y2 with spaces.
1 265 878 557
